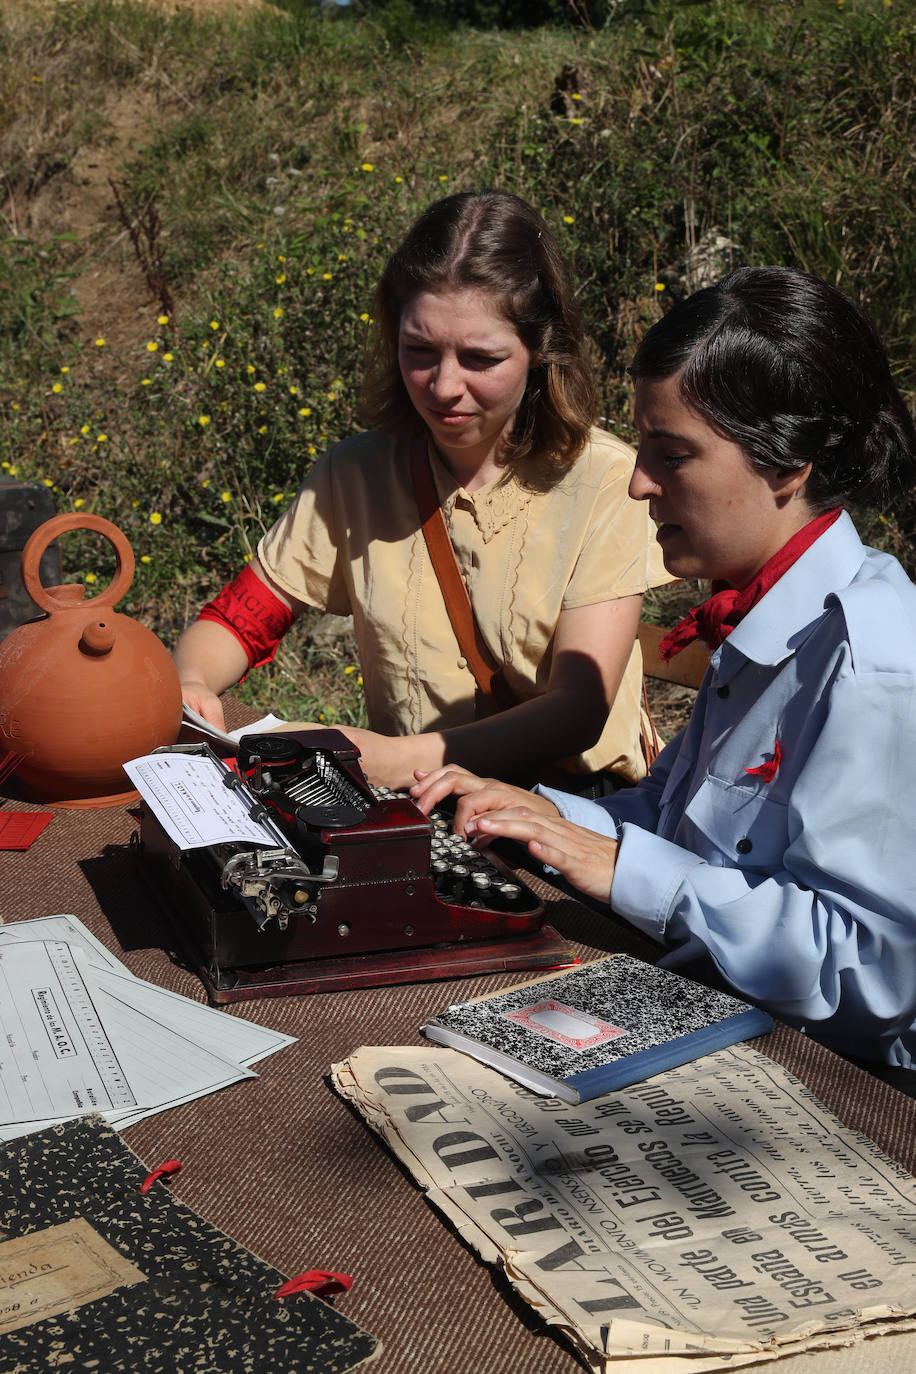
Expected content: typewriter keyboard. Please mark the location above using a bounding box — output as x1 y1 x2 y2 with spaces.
370 784 525 908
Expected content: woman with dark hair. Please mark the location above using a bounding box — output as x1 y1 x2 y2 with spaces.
175 191 666 790
413 266 916 1078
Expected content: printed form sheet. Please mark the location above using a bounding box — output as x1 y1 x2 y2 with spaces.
0 915 296 1141
123 752 282 850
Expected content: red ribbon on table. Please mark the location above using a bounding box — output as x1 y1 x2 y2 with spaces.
275 1270 354 1300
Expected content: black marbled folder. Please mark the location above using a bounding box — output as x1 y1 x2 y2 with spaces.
0 1115 380 1372
422 955 773 1103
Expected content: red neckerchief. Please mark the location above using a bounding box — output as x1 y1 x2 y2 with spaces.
659 508 843 661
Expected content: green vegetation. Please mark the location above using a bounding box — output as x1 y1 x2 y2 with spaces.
1 0 914 721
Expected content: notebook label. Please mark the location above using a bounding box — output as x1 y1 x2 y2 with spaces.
0 1218 145 1334
505 999 628 1051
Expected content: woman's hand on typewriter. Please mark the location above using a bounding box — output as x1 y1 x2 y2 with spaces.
471 810 618 904
410 765 560 836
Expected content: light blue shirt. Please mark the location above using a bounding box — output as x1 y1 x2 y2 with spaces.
542 513 916 1067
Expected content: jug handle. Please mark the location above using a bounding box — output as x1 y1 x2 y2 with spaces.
21 514 135 612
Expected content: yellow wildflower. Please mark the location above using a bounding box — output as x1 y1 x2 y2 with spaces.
298 407 312 417
209 320 219 330
254 381 266 392
221 491 231 503
149 512 162 525
654 282 666 292
199 415 211 427
52 383 62 394
276 273 286 284
95 338 106 347
273 306 284 319
216 359 225 368
97 434 108 443
147 341 158 352
140 554 151 564
86 573 97 585
163 352 174 362
361 162 374 172
157 314 169 325
74 498 84 508
141 378 152 386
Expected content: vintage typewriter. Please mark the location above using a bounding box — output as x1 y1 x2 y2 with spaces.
137 729 574 1003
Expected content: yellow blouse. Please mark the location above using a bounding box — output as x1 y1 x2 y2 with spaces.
259 426 668 781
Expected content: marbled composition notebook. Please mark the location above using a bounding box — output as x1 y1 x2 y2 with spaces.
422 955 773 1102
0 1115 380 1372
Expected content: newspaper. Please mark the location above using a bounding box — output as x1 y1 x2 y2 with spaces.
332 1043 916 1373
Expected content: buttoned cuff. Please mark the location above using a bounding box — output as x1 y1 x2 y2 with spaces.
611 824 705 941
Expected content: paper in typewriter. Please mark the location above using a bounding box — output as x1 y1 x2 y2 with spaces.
333 1043 916 1374
0 1114 380 1371
124 750 284 849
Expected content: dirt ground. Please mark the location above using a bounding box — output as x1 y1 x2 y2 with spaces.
9 0 281 352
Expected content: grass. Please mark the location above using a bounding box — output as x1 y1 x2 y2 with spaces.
1 0 914 725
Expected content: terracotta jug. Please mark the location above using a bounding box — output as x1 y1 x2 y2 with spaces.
0 513 182 806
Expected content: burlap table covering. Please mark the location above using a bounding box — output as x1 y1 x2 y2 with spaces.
4 707 916 1373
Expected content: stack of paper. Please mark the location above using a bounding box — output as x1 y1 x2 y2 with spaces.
0 914 296 1142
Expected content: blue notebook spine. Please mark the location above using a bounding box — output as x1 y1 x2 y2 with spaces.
564 1008 774 1102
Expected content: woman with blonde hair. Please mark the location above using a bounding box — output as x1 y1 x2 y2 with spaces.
175 190 666 791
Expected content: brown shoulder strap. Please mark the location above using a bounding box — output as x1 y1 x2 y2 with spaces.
409 439 500 698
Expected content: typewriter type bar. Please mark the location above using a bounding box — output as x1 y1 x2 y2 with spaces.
137 729 575 1002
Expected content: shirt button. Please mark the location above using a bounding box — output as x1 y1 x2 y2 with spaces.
717 684 730 698
457 656 468 670
736 837 752 855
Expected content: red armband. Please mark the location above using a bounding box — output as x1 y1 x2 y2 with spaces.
197 564 294 670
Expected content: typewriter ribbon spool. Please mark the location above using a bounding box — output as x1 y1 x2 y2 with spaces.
0 513 182 805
